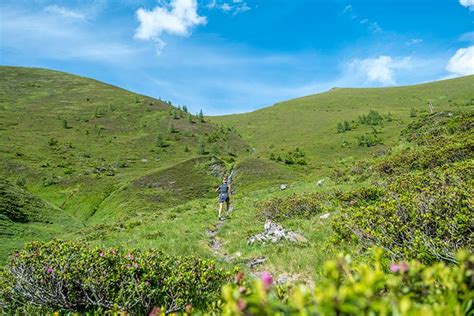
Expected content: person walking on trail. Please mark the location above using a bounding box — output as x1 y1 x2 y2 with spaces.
216 176 231 220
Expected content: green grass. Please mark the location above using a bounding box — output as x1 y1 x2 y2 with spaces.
1 66 472 281
211 75 474 177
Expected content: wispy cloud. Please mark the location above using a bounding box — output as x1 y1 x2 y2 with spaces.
1 6 142 64
348 56 412 85
406 38 423 46
207 0 251 15
44 5 87 21
343 4 383 34
446 46 474 77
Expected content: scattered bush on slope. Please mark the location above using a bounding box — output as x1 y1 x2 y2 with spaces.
333 111 474 263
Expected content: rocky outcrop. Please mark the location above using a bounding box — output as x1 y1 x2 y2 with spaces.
248 220 307 245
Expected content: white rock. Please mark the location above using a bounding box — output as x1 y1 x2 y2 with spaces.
316 179 325 187
319 212 330 219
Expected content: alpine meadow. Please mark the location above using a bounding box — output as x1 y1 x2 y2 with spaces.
1 0 474 314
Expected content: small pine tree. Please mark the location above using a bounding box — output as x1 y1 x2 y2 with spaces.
337 122 344 133
199 109 205 122
197 138 206 155
168 122 176 133
94 105 103 118
173 111 179 119
343 121 351 131
156 134 165 147
62 119 69 129
188 113 193 123
183 105 188 113
184 145 190 152
410 107 417 117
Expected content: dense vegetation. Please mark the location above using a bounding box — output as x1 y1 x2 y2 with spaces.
0 67 473 314
0 240 230 314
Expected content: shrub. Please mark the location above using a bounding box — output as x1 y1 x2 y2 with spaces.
336 121 351 133
220 249 474 315
258 193 327 221
197 138 207 155
358 110 384 126
358 132 381 147
333 163 473 263
0 240 231 314
284 148 308 165
156 133 165 147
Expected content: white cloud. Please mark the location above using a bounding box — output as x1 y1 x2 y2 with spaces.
459 32 474 42
406 38 423 46
208 0 251 15
134 0 206 54
459 0 474 10
44 5 87 21
446 46 474 76
1 6 142 64
206 0 217 9
349 56 412 85
220 3 232 12
342 5 352 14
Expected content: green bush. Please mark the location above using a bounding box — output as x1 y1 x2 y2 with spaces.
358 132 381 147
258 192 328 221
358 110 384 126
333 163 473 264
0 240 231 314
284 148 308 165
337 121 352 133
220 249 474 315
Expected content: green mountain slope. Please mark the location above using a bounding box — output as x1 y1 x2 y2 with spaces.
211 76 474 177
0 66 472 283
0 66 249 263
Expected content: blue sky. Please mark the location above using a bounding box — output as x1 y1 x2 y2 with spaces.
1 0 473 115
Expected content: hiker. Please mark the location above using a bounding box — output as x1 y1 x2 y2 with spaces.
216 176 231 220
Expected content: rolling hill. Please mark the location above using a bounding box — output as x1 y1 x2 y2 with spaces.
0 66 472 281
211 76 474 178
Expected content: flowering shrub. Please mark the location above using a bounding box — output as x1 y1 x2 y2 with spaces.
220 249 474 315
0 240 231 314
333 111 474 264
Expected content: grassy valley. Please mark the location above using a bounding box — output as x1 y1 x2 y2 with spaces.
0 66 473 314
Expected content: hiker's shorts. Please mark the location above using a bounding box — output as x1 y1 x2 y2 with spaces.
219 193 229 203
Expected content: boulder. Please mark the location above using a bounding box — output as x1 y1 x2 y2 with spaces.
248 220 306 245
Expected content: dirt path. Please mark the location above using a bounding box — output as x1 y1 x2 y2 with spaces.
207 219 233 262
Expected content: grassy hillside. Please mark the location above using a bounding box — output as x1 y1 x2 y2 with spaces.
0 66 472 283
0 66 249 263
211 76 474 178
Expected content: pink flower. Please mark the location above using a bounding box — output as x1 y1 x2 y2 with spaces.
261 271 273 290
390 262 409 273
46 267 54 274
126 264 131 269
237 299 247 311
399 262 409 273
133 262 139 268
390 262 399 273
99 251 105 257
